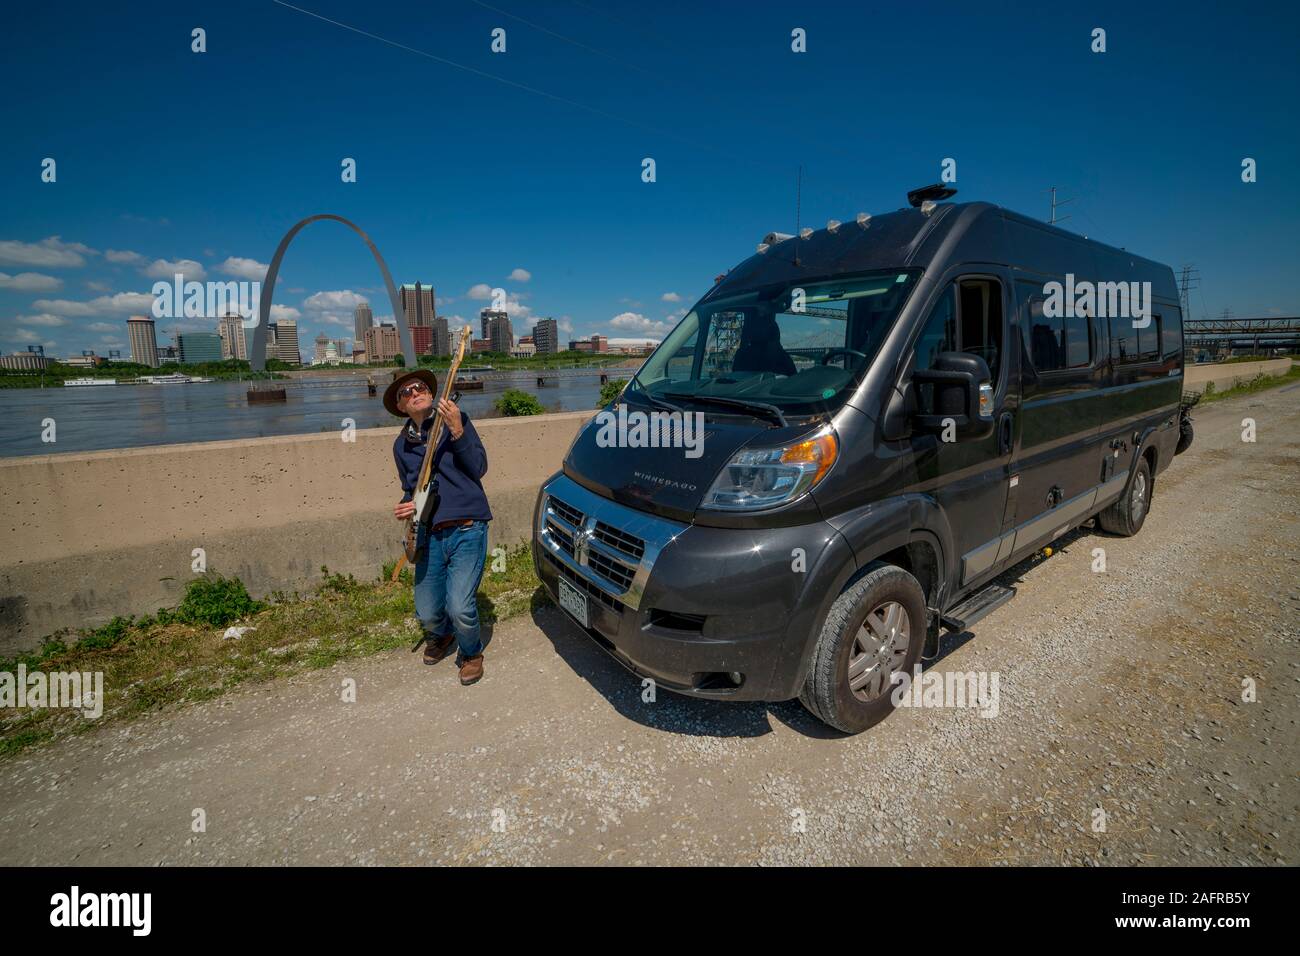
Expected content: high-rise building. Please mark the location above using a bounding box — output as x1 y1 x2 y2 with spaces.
127 316 159 368
482 309 513 354
399 283 435 327
332 339 350 363
432 316 450 356
411 326 432 356
591 334 608 353
272 320 301 364
218 314 248 361
353 302 373 346
313 333 330 364
178 332 223 364
533 318 559 354
480 309 506 341
364 324 401 363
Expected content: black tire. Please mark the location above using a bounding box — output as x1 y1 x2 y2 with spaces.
799 562 927 734
1097 456 1152 536
1175 416 1194 455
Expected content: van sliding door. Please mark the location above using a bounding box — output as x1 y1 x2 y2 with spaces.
1009 276 1108 555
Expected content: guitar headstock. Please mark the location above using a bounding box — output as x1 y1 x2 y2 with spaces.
448 325 472 376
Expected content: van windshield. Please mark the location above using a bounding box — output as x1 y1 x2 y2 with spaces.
627 270 919 418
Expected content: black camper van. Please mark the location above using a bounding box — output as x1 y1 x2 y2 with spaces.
533 190 1186 733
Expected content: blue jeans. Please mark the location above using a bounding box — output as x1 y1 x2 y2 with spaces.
414 519 489 661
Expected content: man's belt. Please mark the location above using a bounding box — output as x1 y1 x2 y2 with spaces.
430 517 475 532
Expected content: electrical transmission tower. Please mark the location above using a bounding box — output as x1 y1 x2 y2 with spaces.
1177 264 1200 320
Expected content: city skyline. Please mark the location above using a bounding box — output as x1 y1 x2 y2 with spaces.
2 1 1297 361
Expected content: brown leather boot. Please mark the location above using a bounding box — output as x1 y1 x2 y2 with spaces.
422 633 456 665
458 654 484 685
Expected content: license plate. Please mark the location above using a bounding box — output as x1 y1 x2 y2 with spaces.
557 577 589 628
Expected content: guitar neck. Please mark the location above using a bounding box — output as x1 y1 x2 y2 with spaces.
413 329 473 491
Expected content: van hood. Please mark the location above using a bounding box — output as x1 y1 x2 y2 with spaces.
561 405 811 522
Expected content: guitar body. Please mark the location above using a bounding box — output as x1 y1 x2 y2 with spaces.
401 480 439 562
398 327 473 565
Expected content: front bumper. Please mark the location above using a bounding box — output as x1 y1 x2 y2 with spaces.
532 472 842 701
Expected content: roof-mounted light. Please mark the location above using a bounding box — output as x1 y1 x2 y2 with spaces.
856 212 871 228
762 231 794 245
799 227 813 239
826 219 841 233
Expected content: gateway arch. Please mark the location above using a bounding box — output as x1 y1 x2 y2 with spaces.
249 214 415 371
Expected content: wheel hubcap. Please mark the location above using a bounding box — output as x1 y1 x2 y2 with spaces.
847 601 911 702
1131 472 1147 523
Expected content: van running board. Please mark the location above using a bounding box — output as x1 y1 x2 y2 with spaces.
940 584 1016 632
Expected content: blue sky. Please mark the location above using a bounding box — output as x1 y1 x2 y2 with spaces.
2 0 1297 360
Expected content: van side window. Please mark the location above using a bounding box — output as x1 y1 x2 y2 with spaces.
1064 310 1092 368
1111 314 1138 364
1027 284 1091 372
1162 305 1183 363
915 286 957 370
957 278 1003 380
1136 313 1161 362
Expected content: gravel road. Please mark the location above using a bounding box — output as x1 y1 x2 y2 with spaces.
1 387 1296 865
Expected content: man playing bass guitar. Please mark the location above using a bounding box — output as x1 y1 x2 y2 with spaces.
387 368 492 685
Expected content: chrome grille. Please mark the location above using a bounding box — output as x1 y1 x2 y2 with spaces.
537 476 684 612
550 496 584 528
592 520 645 561
587 549 635 591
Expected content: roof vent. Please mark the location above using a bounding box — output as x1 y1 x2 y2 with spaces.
856 212 871 228
826 219 842 233
799 227 813 239
907 184 957 208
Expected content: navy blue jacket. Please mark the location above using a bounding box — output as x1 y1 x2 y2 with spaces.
393 412 492 525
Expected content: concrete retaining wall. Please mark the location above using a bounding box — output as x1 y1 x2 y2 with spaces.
1184 358 1293 394
0 411 591 653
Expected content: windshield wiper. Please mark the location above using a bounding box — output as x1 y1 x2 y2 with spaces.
663 392 788 428
625 387 683 414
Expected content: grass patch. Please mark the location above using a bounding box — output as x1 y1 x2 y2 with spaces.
1 544 546 759
1199 362 1300 404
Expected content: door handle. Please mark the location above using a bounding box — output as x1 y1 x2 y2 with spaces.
998 412 1014 455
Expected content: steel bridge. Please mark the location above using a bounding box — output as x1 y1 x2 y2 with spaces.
1184 316 1300 351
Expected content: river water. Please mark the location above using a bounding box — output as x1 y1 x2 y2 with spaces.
0 372 612 458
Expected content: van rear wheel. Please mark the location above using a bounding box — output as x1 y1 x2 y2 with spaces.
799 562 926 734
1097 457 1152 537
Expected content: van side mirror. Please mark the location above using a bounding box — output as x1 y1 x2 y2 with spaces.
911 351 995 440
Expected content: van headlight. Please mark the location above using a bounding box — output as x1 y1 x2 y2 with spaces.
700 428 839 511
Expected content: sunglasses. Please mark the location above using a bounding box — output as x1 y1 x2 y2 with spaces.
397 380 430 399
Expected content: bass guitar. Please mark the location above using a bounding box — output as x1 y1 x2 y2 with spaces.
402 325 473 563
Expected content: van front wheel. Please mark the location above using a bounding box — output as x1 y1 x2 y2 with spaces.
799 562 926 734
1097 457 1152 536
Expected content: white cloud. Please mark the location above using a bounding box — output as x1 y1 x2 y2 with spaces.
303 289 368 312
219 256 269 280
269 304 301 322
11 328 43 343
105 249 144 264
87 322 117 332
0 271 62 292
15 313 67 327
508 268 532 283
32 292 156 316
467 283 494 300
609 311 672 336
606 336 662 346
0 237 97 268
143 258 207 281
85 280 110 292
661 291 682 302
